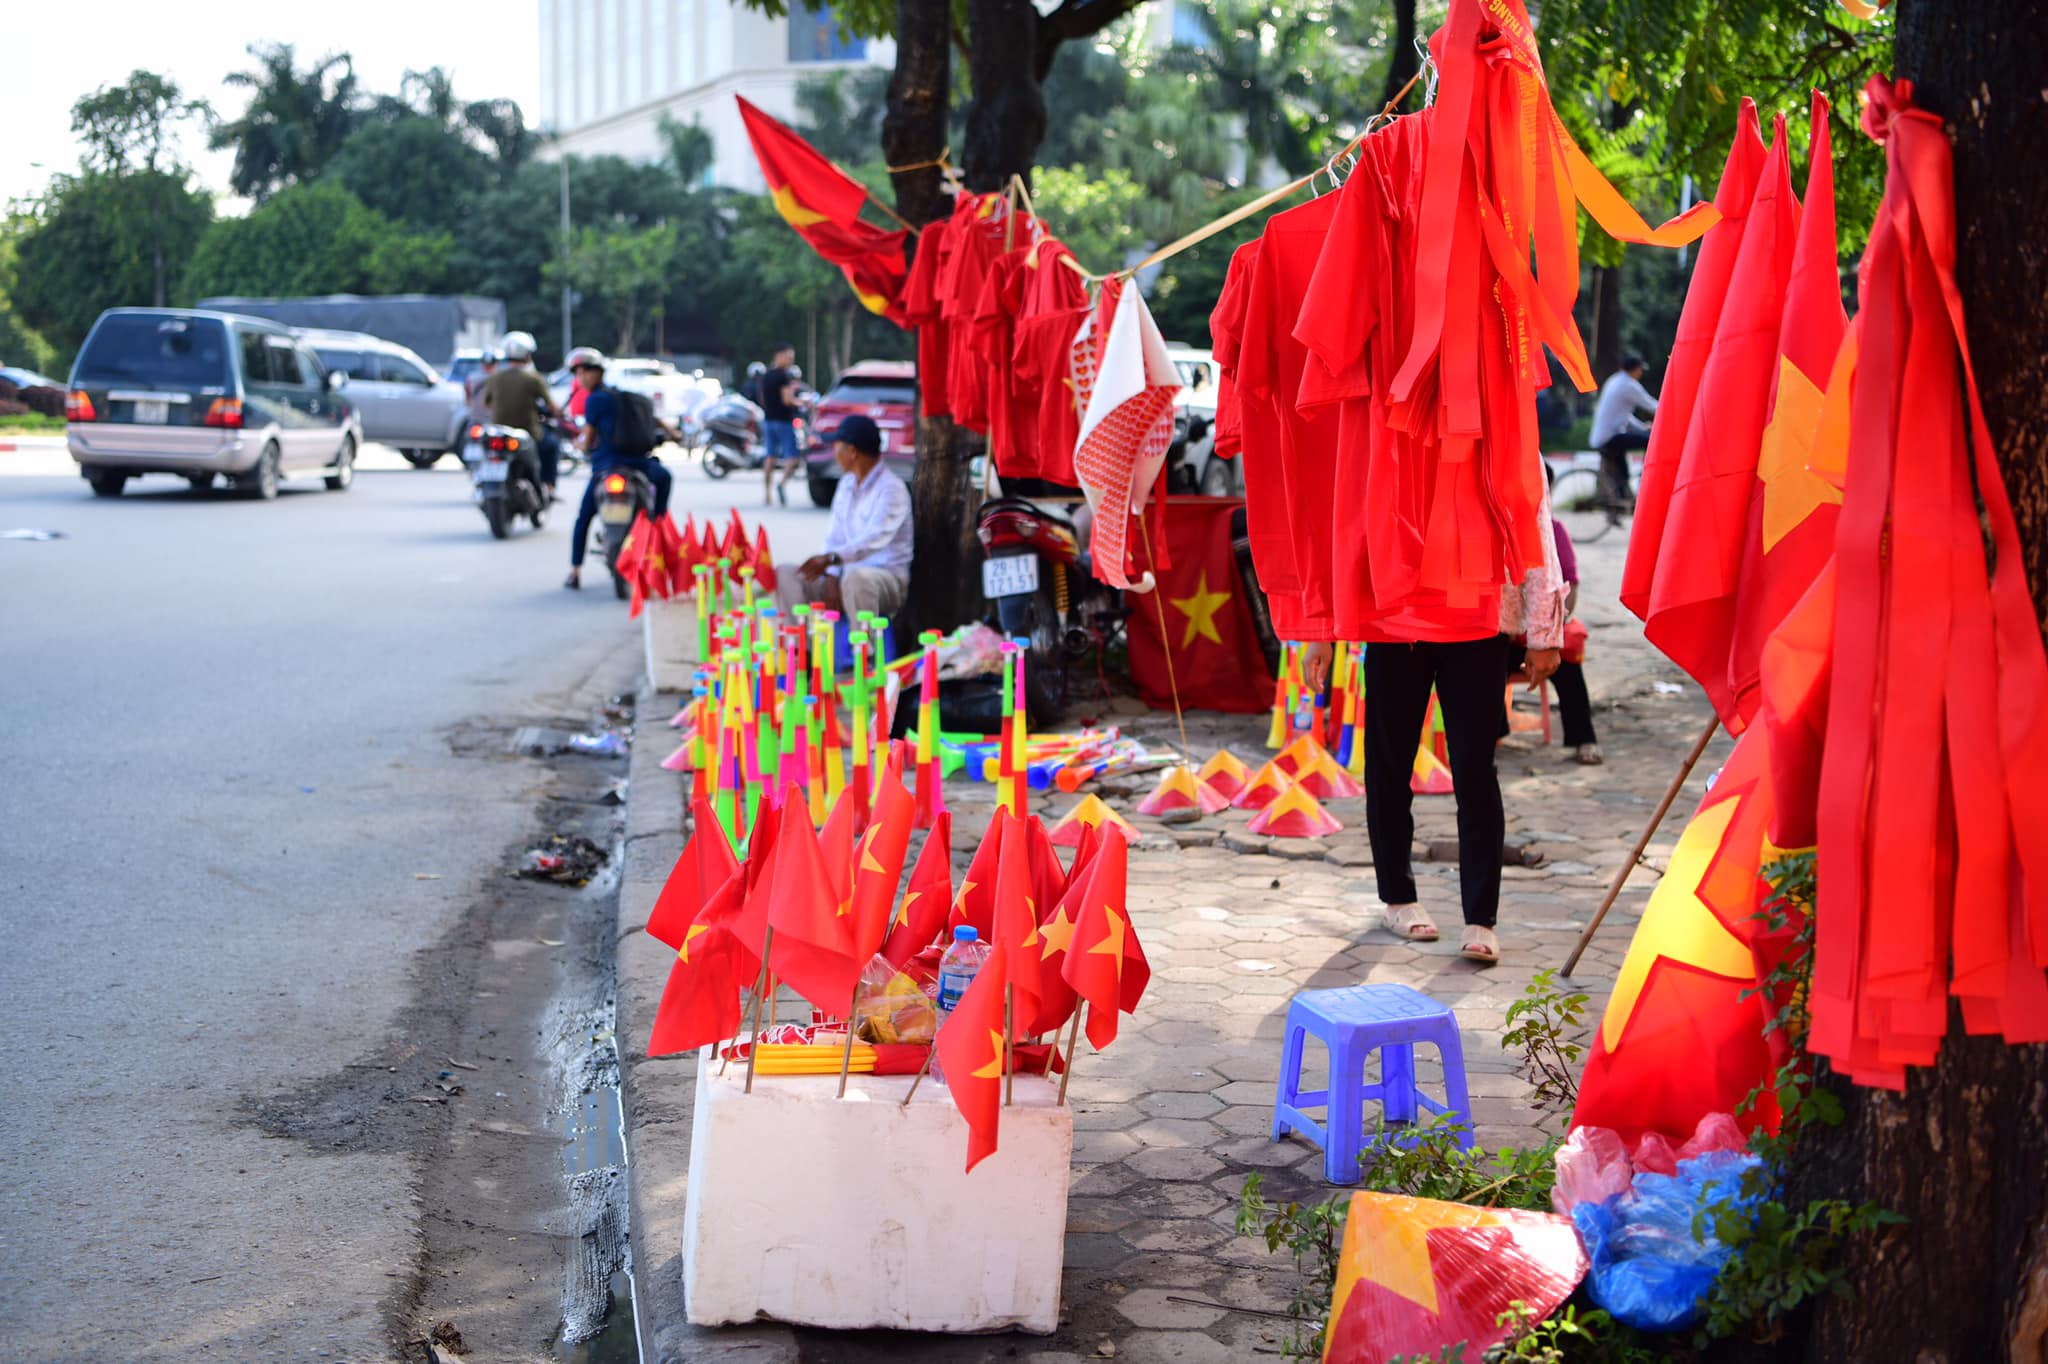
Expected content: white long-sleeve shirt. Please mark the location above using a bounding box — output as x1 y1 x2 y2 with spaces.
821 463 914 578
1499 479 1568 649
1589 370 1658 448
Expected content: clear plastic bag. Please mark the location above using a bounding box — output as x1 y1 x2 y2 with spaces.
1552 1125 1634 1215
853 953 938 1045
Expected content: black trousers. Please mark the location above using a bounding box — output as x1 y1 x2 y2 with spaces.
1364 637 1510 927
1501 645 1599 748
1598 429 1649 508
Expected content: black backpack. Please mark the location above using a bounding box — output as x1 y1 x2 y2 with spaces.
606 386 661 456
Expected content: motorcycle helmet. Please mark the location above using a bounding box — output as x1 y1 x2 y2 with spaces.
479 347 501 366
746 361 766 377
500 331 538 361
566 346 609 371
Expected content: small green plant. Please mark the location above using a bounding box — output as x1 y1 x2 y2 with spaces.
1502 968 1591 1115
1234 1173 1349 1360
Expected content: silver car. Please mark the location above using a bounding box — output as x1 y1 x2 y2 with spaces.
66 308 361 500
303 329 469 468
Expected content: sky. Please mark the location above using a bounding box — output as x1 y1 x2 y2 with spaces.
0 0 541 209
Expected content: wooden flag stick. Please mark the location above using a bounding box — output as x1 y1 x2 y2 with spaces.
1004 985 1017 1107
1056 1009 1084 1105
836 979 862 1099
1561 715 1720 976
722 956 772 1077
901 1040 936 1105
744 928 776 1094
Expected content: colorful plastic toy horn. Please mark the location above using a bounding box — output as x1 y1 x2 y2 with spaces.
912 629 948 830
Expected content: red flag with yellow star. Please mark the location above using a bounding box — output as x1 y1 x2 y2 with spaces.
647 900 747 1057
1060 832 1149 1050
1322 1194 1586 1364
1125 497 1274 713
991 812 1046 1032
883 811 952 969
1569 728 1785 1143
647 797 740 950
849 761 914 961
1027 823 1099 1035
949 806 1010 939
765 798 863 1013
735 96 909 326
934 942 1011 1172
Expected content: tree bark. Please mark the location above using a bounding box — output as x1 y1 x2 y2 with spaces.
962 0 1047 192
1590 264 1623 382
1779 3 2048 1361
1379 0 1419 114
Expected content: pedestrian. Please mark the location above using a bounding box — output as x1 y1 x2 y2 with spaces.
562 348 677 591
1500 518 1600 762
1301 515 1568 966
1589 353 1657 510
759 344 805 507
772 415 911 621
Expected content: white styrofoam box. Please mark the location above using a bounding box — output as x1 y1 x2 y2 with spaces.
643 599 702 694
682 1061 1073 1333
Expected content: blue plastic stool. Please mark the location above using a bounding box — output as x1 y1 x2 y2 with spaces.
1271 984 1475 1184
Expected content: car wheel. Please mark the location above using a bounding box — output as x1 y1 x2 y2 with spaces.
87 469 128 498
1198 458 1235 497
324 437 356 492
807 473 836 508
237 444 281 501
186 472 217 493
402 448 441 469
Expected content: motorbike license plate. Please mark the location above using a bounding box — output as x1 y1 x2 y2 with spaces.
132 399 169 425
475 460 510 482
599 503 635 525
982 554 1040 598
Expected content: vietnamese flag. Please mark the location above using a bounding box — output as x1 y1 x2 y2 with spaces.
735 96 909 325
991 812 1046 1036
1029 823 1100 1035
883 811 953 968
615 511 653 618
647 903 747 1057
950 806 1010 938
934 942 1010 1172
1060 833 1150 1050
752 526 778 592
848 762 914 961
1632 116 1800 730
1729 91 1847 722
647 797 739 950
1021 815 1068 932
1126 498 1276 713
725 801 784 984
767 794 862 1012
1623 102 1768 629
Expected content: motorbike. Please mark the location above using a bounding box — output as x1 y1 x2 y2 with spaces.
975 494 1130 711
699 391 814 480
462 421 548 539
594 464 657 599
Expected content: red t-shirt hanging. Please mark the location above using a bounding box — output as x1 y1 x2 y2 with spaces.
1210 240 1305 630
903 215 956 420
1012 240 1089 486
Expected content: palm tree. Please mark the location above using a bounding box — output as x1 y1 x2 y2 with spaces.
209 42 364 200
401 67 460 125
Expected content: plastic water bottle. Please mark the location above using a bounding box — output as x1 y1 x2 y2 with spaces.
932 925 990 1085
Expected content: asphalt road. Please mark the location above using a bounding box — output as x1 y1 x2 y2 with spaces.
0 441 827 1361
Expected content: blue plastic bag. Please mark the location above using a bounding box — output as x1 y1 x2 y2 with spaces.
1573 1149 1763 1331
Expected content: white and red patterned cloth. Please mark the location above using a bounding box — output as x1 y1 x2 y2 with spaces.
1072 281 1179 589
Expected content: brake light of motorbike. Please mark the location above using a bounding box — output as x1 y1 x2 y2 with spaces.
604 474 628 494
202 397 243 429
468 424 484 440
486 435 514 452
66 390 96 422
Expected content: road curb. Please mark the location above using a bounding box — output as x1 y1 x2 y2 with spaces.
619 690 801 1364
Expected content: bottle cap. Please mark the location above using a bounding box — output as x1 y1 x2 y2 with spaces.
952 925 978 942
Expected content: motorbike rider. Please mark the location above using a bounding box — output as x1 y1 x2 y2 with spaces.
739 360 768 407
464 347 500 426
563 347 679 591
480 331 561 502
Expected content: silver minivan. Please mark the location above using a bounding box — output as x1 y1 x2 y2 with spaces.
66 308 361 499
302 329 469 468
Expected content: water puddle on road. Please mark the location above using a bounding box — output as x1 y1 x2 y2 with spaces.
552 1011 642 1364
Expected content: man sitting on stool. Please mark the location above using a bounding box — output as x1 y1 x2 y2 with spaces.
774 415 912 621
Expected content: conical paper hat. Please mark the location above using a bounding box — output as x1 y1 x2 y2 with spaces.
1049 794 1139 848
1197 749 1252 800
660 741 695 773
1279 735 1366 800
1231 758 1296 811
1245 780 1343 837
1137 765 1228 817
1410 744 1455 796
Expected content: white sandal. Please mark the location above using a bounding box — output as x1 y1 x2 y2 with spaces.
1461 925 1500 964
1382 903 1440 942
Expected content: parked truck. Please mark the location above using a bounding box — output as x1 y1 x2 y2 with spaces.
196 294 507 370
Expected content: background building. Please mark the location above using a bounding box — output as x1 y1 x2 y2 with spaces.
538 0 893 188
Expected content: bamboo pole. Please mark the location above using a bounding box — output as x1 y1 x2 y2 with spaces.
901 1040 936 1105
1561 716 1720 976
836 979 862 1099
1003 986 1016 1107
1056 1008 1085 1105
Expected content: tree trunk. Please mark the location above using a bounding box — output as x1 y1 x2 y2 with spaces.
1379 0 1419 113
1779 4 2048 1360
1590 264 1623 382
962 0 1047 192
883 0 976 634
